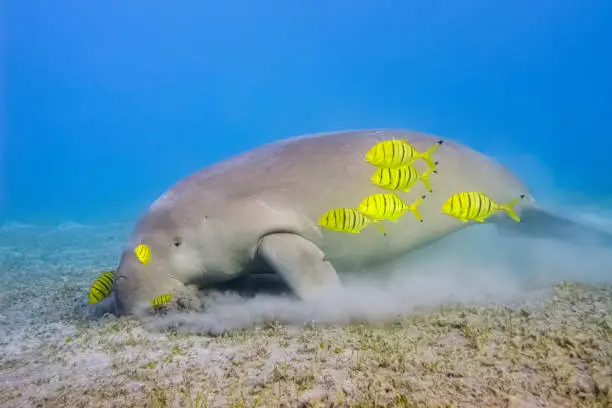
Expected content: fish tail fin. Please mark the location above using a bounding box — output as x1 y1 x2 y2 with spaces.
409 195 426 223
363 212 387 235
499 194 525 223
419 141 442 171
420 164 438 192
372 219 387 235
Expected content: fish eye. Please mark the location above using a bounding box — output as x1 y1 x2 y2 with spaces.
173 237 182 247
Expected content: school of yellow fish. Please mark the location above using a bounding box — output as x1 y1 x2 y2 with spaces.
318 137 525 235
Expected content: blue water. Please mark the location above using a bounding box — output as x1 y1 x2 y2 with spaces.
2 5 612 404
3 1 612 224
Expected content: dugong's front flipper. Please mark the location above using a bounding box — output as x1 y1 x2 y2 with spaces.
258 233 343 300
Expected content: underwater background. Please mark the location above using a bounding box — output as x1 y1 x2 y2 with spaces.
3 1 612 223
1 2 612 407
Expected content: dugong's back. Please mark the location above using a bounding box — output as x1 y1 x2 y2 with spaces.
165 129 532 269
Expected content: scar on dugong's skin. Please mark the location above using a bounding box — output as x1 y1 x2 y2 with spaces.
111 129 612 315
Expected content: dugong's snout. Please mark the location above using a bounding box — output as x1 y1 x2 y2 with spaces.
113 253 146 315
112 250 166 316
113 245 194 316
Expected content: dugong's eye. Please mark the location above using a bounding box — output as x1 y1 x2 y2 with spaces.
173 237 182 247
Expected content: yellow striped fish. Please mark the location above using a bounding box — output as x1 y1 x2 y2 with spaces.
364 139 443 171
370 162 438 193
441 191 525 223
358 193 426 223
318 208 386 235
88 271 115 304
151 294 172 307
134 243 151 265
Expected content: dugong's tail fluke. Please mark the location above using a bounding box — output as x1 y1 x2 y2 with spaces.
496 206 612 247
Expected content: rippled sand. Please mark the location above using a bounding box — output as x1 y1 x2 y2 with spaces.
1 223 611 408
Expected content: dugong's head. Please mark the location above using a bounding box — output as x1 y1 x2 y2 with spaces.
112 203 207 315
112 188 262 315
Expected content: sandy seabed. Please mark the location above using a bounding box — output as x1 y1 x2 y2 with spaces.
0 222 611 408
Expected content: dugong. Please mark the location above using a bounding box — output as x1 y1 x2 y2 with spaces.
112 129 612 315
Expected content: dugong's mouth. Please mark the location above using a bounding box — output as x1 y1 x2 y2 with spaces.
113 251 204 315
112 250 159 315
